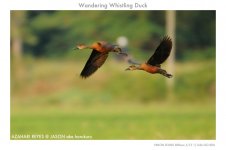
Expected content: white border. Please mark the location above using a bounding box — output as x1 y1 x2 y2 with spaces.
1 0 224 150
6 0 216 10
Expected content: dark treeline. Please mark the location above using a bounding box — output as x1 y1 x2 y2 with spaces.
11 10 215 60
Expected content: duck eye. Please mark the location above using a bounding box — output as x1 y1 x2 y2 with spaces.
97 42 102 46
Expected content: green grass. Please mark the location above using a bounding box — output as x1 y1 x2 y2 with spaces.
10 58 216 140
11 103 215 140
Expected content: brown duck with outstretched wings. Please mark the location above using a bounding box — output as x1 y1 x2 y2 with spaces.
125 36 173 78
75 41 127 78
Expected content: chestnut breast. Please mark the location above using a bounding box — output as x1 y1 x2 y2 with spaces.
91 42 106 52
141 63 159 74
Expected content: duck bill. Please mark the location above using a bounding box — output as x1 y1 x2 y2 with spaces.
73 46 79 51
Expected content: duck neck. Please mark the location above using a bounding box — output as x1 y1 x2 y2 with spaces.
136 65 143 70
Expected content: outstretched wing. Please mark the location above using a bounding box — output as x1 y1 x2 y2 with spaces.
80 50 108 78
147 36 172 66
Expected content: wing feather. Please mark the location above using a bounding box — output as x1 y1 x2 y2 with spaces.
147 36 172 66
80 50 108 78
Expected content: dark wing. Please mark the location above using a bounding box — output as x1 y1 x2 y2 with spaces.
80 50 108 78
147 36 172 66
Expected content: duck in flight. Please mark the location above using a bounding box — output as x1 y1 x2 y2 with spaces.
75 41 127 78
125 36 173 78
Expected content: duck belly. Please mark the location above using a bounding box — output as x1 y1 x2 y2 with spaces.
141 63 159 74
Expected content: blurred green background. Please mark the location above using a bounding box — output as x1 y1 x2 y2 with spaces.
10 11 215 139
